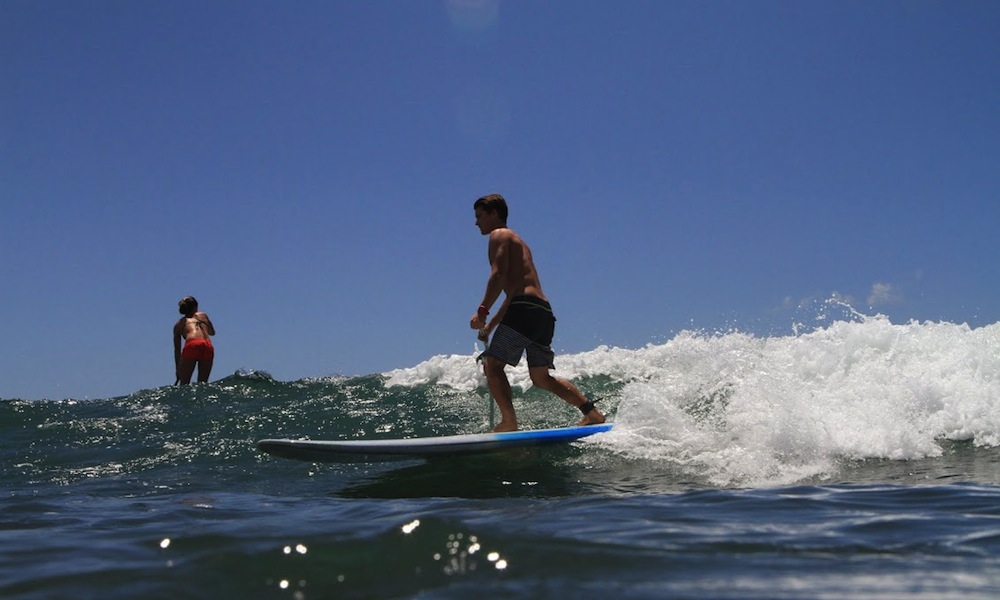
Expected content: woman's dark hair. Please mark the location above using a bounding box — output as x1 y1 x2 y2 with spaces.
178 296 198 317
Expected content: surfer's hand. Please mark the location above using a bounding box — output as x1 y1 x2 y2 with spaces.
470 314 486 330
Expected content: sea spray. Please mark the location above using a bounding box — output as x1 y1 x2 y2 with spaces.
386 314 1000 487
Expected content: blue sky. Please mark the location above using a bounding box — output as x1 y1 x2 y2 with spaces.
2 1 998 400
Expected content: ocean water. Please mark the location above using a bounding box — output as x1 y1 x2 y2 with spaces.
3 313 1000 599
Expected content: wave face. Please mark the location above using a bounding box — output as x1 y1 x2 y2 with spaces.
3 315 1000 599
4 315 999 491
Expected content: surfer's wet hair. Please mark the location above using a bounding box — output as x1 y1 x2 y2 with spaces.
178 296 198 317
474 193 508 223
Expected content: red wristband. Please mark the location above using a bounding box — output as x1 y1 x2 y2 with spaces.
477 304 489 318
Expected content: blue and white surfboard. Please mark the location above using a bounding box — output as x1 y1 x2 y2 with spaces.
257 423 612 463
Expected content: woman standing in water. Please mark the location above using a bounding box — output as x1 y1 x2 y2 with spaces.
173 296 216 384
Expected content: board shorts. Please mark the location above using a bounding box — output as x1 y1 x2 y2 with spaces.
181 338 214 361
482 295 557 369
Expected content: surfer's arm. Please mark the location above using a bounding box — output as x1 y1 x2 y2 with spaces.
472 231 509 329
486 296 510 332
197 312 216 336
480 230 509 312
173 322 183 368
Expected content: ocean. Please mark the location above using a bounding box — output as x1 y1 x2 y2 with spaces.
2 314 999 599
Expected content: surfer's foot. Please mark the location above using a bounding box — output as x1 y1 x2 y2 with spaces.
577 400 606 426
492 419 518 433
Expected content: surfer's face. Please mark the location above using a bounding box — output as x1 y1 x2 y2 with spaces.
475 207 501 235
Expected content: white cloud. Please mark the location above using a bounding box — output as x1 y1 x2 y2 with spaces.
867 282 899 306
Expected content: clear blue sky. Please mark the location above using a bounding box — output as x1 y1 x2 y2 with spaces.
2 1 998 400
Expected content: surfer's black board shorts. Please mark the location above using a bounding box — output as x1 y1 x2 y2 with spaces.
481 295 557 369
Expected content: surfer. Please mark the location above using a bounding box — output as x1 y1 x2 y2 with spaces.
470 193 606 432
173 296 216 385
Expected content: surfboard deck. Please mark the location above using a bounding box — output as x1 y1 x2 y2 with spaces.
257 423 612 463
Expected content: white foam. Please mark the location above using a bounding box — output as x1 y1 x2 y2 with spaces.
385 316 1000 486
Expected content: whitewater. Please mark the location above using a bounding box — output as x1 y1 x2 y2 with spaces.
387 313 1000 487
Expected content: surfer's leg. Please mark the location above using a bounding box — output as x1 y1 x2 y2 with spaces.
177 358 196 385
484 356 517 432
528 367 606 426
196 356 213 383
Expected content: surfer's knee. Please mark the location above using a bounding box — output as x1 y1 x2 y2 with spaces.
529 374 554 393
484 356 502 371
484 357 507 380
528 367 554 387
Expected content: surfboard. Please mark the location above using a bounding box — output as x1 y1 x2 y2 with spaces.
257 423 612 463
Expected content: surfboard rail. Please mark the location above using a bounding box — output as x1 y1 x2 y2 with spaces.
257 423 612 463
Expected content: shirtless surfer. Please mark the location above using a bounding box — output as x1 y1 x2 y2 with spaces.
173 296 216 385
469 193 606 432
